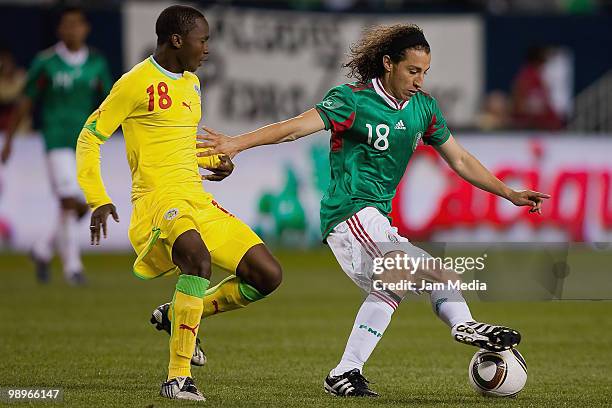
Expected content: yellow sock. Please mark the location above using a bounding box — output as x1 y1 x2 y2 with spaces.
201 275 265 318
167 274 209 381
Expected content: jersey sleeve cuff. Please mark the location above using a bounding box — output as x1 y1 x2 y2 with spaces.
83 121 110 142
315 107 332 130
91 200 113 212
425 129 451 146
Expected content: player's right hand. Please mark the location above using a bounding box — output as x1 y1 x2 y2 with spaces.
0 143 12 164
197 126 240 159
90 203 120 245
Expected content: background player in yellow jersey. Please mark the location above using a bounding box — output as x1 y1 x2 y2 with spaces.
76 5 282 401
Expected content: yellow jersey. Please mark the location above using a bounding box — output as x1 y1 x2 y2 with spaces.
76 56 219 209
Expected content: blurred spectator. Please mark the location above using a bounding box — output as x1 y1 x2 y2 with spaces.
478 90 511 131
0 48 27 132
542 47 573 122
510 46 563 130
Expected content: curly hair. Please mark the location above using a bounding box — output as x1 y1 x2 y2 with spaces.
344 24 430 84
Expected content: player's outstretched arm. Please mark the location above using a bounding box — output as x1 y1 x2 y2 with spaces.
435 135 551 214
197 108 325 158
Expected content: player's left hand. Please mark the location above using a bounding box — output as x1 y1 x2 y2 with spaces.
508 189 551 214
201 155 234 182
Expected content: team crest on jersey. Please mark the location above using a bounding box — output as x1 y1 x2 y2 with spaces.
321 97 344 110
194 84 201 96
386 230 400 243
413 131 423 151
164 208 179 221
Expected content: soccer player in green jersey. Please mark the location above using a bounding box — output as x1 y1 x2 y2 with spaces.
1 7 112 284
199 24 550 397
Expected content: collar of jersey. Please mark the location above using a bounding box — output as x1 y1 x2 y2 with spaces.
372 78 409 110
149 55 183 80
55 42 89 66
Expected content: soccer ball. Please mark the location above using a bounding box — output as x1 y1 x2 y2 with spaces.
468 348 527 397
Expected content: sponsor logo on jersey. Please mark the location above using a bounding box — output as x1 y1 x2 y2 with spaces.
164 208 179 220
182 101 193 112
394 120 406 130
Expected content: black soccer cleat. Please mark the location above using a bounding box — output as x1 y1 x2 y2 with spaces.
150 303 207 366
452 321 521 352
67 271 87 286
160 376 205 401
29 251 50 283
324 368 379 397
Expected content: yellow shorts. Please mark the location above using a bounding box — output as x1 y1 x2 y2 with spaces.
128 190 263 280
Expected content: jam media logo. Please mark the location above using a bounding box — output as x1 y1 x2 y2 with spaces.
179 323 199 337
164 208 179 221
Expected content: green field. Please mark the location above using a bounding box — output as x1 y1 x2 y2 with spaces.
1 250 611 407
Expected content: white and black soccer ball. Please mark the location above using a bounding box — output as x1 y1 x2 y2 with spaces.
468 348 527 397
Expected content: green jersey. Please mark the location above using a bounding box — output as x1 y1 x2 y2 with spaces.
315 78 450 239
24 44 112 151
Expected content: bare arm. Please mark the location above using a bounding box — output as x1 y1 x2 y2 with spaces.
435 135 550 213
197 108 326 158
1 97 32 163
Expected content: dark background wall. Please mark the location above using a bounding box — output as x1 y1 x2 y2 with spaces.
485 15 612 95
0 5 123 80
2 5 611 99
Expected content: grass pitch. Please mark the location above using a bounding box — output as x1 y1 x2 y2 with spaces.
1 250 611 407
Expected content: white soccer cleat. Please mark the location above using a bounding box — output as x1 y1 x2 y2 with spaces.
452 321 521 352
160 376 205 401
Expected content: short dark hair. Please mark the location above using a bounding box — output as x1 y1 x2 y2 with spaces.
345 24 430 84
57 6 87 25
156 5 206 45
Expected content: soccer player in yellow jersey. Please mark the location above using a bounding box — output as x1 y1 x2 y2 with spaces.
76 5 282 401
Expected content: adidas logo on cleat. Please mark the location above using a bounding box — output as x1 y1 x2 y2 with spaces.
394 120 406 130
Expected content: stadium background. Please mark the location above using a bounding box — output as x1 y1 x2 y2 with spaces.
1 1 611 407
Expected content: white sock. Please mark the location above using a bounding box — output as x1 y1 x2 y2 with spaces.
331 291 399 376
58 210 83 278
430 288 473 327
32 213 58 262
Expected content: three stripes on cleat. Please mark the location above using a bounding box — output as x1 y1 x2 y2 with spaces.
453 321 521 352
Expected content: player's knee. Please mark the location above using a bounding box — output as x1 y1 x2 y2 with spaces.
242 257 282 296
189 251 212 279
258 259 282 295
175 247 212 279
